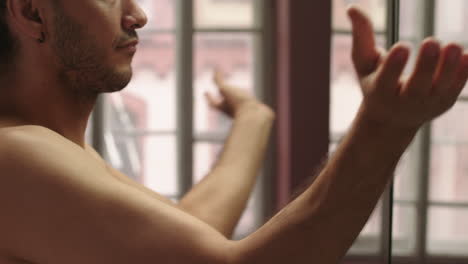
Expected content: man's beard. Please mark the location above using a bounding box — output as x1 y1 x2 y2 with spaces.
50 9 133 101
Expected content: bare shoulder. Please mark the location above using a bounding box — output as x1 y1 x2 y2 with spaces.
0 125 71 153
0 125 233 264
0 125 90 180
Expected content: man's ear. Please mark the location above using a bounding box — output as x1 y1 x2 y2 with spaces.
6 0 45 42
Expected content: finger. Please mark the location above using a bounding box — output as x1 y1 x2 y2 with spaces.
404 38 441 96
374 43 410 95
204 92 222 108
348 5 382 77
213 70 225 88
433 44 463 95
450 53 468 97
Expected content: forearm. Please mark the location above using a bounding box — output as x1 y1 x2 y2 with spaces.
231 107 418 264
179 103 274 238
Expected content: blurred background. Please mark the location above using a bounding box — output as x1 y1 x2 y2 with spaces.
86 0 468 263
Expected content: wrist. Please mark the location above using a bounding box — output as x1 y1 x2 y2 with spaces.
353 105 419 143
356 103 421 135
235 101 275 121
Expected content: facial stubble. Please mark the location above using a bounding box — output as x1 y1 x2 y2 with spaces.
50 8 133 102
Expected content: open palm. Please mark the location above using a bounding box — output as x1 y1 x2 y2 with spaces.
349 6 468 130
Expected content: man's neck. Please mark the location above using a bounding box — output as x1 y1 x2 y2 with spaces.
0 72 97 148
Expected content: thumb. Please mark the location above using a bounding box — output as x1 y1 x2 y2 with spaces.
348 5 382 77
204 92 223 108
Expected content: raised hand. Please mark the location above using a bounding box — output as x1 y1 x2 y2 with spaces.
348 6 468 130
205 71 274 119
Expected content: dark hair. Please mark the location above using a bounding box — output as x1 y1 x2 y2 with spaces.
0 0 19 67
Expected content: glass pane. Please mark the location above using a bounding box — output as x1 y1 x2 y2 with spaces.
428 206 468 256
394 150 419 202
333 0 386 32
399 0 424 41
330 34 385 137
107 34 176 132
142 135 178 196
105 134 179 197
138 0 175 30
194 33 255 134
194 0 255 29
105 133 178 198
430 103 468 203
194 142 262 240
434 0 468 97
392 204 417 256
435 0 468 43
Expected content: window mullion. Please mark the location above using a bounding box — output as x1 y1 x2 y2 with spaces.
176 0 194 196
415 0 436 262
253 0 275 223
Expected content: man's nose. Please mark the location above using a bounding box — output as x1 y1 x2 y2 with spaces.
122 4 148 30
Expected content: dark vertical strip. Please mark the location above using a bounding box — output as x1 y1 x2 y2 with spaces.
176 0 194 196
92 95 106 156
275 0 291 210
275 0 331 210
258 0 277 220
383 0 400 263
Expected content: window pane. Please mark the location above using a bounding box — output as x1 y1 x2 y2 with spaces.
107 34 176 132
194 33 255 134
428 206 468 256
430 103 468 203
330 34 385 137
194 0 255 29
333 0 386 32
394 151 419 202
392 204 417 256
142 135 178 196
138 0 175 30
194 142 263 240
434 0 468 97
330 35 362 137
435 0 467 43
399 0 424 41
105 134 178 197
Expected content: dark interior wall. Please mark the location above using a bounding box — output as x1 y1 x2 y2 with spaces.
275 0 332 209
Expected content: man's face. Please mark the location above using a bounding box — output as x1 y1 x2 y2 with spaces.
48 0 147 96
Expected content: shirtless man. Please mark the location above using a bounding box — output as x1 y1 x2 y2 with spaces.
0 0 467 263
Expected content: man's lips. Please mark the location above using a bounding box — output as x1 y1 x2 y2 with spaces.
117 40 139 49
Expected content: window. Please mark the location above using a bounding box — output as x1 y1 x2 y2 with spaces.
90 0 271 240
332 0 468 262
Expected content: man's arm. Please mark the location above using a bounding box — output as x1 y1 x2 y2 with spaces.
179 75 275 238
230 7 468 263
